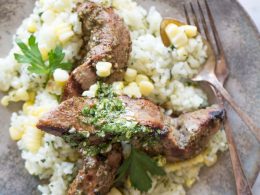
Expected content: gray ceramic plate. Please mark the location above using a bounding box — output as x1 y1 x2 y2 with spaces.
0 0 259 194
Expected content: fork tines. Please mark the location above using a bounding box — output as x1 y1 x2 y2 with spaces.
183 0 224 59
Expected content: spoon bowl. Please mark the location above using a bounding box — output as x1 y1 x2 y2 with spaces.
160 15 260 143
160 18 216 80
160 18 186 47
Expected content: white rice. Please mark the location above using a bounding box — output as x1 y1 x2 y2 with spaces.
0 0 227 194
111 0 208 112
0 0 82 105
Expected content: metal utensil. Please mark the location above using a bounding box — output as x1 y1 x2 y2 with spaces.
160 0 260 143
184 1 252 194
161 1 253 194
161 0 253 194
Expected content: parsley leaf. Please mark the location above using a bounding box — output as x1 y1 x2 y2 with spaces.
48 46 72 73
14 35 47 74
14 35 72 80
116 148 166 192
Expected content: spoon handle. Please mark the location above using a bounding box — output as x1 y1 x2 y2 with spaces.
213 87 252 195
224 118 252 195
210 75 260 143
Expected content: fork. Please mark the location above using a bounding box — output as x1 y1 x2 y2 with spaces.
185 1 252 194
187 0 260 143
187 1 260 145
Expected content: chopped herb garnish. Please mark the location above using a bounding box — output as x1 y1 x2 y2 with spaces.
62 131 88 148
96 82 116 98
170 44 176 50
38 12 43 17
81 83 154 140
81 143 111 156
116 148 166 192
14 35 73 81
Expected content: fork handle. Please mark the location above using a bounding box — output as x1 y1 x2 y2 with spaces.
209 75 260 143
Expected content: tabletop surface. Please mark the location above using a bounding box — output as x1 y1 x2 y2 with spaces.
237 1 260 194
238 0 260 31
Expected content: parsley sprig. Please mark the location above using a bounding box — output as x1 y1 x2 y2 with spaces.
116 148 166 192
14 35 73 79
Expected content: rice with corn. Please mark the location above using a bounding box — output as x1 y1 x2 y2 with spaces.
0 0 227 194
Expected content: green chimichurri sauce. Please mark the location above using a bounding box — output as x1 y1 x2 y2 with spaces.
82 82 154 140
63 82 159 156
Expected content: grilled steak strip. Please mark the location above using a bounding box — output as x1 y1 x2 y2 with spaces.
37 96 166 145
68 144 123 195
62 2 132 100
37 97 94 136
135 105 225 161
37 96 224 162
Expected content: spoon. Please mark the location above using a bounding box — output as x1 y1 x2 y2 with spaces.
160 17 252 195
160 18 260 143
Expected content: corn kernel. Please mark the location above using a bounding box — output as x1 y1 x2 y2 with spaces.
27 22 37 33
180 25 198 38
96 62 112 77
165 23 180 41
124 68 137 82
53 68 69 83
9 127 24 141
1 96 9 106
135 74 149 84
23 127 44 153
59 31 74 43
108 188 122 195
16 88 29 101
82 84 98 98
185 178 196 188
139 80 154 96
28 91 36 103
39 47 49 61
171 31 188 48
123 82 142 98
55 23 71 35
112 82 124 95
30 107 46 117
23 102 33 114
55 23 74 43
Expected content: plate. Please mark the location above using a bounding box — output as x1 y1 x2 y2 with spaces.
0 0 259 194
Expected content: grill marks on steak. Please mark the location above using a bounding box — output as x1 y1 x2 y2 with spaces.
68 144 123 195
62 2 131 100
36 96 224 161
